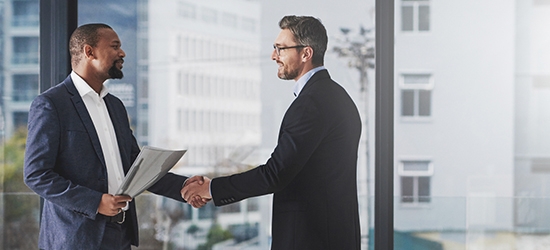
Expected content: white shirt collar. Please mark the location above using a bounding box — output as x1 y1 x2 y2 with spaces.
293 66 326 97
71 71 109 99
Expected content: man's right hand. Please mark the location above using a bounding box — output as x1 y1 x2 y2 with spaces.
182 175 212 208
98 194 132 216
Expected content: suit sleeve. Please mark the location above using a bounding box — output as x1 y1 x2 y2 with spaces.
107 94 188 203
23 95 103 219
147 173 187 202
211 95 325 206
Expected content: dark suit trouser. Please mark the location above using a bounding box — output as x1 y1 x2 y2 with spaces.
100 221 131 250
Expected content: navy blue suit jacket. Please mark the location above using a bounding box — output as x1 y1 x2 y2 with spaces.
211 70 362 250
24 76 187 249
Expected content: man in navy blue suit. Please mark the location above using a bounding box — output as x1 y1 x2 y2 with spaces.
182 15 362 250
24 23 204 250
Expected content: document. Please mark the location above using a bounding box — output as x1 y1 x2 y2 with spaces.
115 146 187 197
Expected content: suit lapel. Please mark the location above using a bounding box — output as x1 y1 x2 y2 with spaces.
64 77 107 168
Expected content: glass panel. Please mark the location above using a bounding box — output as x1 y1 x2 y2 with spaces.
403 160 430 171
401 6 414 31
12 37 39 64
401 177 414 203
12 74 38 102
418 89 431 116
75 0 374 249
418 5 430 31
1 3 41 249
403 74 430 84
418 176 431 203
395 0 549 249
12 0 39 27
401 90 415 116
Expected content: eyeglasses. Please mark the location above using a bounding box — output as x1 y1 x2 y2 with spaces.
273 44 307 56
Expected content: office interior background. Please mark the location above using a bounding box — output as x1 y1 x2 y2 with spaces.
1 0 550 249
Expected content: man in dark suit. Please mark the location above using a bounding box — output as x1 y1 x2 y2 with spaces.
182 15 362 249
24 23 203 250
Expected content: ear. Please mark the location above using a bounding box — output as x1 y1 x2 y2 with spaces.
84 44 95 59
301 46 313 62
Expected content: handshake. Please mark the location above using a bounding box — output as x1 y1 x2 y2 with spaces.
181 175 213 208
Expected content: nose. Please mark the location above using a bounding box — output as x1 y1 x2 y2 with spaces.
271 49 278 60
119 48 126 58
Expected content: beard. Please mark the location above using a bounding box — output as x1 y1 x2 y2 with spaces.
277 64 299 80
108 60 124 79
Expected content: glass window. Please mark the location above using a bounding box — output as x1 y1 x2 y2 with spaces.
394 0 550 248
12 37 39 64
0 7 41 249
401 0 430 32
401 5 414 31
178 1 196 19
400 74 432 118
418 5 430 31
12 0 39 27
12 74 38 102
201 7 218 24
399 160 432 205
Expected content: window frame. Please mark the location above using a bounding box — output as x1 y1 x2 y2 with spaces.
399 72 434 121
400 0 430 32
398 159 433 206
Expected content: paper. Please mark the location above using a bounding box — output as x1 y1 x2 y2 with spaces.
115 146 187 197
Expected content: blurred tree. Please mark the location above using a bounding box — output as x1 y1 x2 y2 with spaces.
0 127 31 193
197 223 232 250
0 127 39 249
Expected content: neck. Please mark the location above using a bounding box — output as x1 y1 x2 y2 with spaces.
73 67 104 94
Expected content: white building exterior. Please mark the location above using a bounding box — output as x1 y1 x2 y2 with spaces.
514 0 550 232
145 0 262 173
393 0 516 234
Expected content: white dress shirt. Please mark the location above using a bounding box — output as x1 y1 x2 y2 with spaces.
71 71 125 195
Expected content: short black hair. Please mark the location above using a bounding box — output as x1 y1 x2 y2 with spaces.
69 23 113 66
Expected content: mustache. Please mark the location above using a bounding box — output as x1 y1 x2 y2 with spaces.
115 58 124 64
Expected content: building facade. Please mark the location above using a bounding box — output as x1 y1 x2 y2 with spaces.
1 0 39 138
394 0 515 236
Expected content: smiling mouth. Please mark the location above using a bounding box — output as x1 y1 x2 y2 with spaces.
116 59 124 68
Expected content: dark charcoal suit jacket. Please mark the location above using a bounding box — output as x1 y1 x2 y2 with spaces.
211 69 362 250
24 75 187 249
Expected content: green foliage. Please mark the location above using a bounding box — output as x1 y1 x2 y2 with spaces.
1 127 40 249
0 127 31 192
187 224 201 235
197 223 233 250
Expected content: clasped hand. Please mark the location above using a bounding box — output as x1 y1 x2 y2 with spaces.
181 175 212 208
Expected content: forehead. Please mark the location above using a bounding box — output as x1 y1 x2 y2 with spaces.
97 28 120 44
274 29 296 46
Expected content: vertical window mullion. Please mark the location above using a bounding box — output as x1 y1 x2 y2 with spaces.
414 2 419 31
414 89 419 116
413 176 418 203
